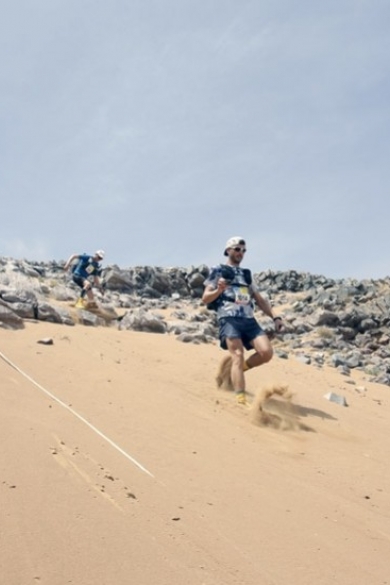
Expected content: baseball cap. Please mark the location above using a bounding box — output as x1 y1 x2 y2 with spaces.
95 250 105 260
224 236 246 256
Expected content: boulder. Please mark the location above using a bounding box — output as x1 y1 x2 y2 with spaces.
0 303 24 330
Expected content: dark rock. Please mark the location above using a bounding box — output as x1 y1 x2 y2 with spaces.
119 309 167 334
0 303 24 330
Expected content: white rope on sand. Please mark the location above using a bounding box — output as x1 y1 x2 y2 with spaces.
0 349 154 478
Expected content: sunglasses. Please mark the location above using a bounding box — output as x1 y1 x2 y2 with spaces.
232 246 246 253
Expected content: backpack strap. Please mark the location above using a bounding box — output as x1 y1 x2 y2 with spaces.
242 268 252 285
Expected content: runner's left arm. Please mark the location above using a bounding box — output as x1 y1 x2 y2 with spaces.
252 289 283 331
252 290 275 320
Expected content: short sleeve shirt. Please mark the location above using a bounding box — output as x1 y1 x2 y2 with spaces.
204 265 258 319
73 254 101 279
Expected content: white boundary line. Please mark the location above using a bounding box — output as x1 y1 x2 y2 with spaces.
0 350 154 478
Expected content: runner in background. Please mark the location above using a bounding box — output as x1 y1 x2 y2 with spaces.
64 250 105 308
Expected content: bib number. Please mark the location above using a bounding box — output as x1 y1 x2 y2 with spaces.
234 286 250 305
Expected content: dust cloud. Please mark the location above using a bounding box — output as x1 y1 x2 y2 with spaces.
250 385 312 431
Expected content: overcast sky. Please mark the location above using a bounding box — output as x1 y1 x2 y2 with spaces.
1 0 389 279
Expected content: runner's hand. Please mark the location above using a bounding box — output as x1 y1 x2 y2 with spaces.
217 278 228 292
273 317 283 333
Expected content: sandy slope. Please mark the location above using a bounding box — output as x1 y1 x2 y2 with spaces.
1 321 389 585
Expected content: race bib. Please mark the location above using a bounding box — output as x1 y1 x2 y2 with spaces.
86 264 95 274
234 286 251 305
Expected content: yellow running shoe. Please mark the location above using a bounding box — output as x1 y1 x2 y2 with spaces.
236 391 248 406
75 298 85 308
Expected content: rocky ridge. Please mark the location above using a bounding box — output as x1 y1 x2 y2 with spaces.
1 257 390 387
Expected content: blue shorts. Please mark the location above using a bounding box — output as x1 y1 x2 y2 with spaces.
219 317 265 350
72 275 85 289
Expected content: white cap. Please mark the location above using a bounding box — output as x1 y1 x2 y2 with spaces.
95 250 105 260
224 236 246 256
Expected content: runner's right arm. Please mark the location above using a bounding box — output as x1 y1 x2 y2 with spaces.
64 254 79 271
202 280 227 305
202 267 227 305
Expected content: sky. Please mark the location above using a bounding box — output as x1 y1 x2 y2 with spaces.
1 0 389 280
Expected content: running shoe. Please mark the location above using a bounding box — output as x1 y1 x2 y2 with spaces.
236 391 248 406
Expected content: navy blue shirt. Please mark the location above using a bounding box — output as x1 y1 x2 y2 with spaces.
73 254 101 279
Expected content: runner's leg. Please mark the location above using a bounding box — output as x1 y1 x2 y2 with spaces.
245 334 273 369
226 337 246 392
83 280 94 301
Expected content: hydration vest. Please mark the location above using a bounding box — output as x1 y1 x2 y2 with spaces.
207 264 252 312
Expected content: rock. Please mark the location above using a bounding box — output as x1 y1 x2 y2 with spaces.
336 365 351 376
309 310 340 327
118 309 167 334
344 352 362 369
187 271 205 289
36 302 66 324
77 310 107 327
4 301 36 319
37 338 54 345
0 303 24 330
324 392 348 407
331 353 345 368
295 354 311 365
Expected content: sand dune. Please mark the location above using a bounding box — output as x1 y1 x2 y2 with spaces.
1 322 389 584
